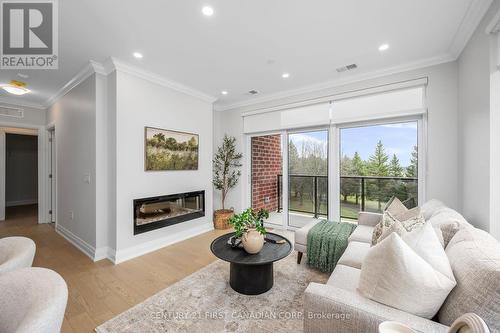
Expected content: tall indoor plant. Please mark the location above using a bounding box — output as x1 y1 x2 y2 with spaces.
213 135 242 229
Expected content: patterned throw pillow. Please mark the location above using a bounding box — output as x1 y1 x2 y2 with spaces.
372 197 424 246
372 210 425 245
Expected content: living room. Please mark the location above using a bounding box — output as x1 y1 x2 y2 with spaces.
0 1 499 332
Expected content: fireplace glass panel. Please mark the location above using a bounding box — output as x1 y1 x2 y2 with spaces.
133 191 205 234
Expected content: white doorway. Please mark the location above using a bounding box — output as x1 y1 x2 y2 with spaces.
0 121 51 224
0 127 38 222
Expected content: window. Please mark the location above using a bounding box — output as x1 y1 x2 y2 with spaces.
339 121 418 220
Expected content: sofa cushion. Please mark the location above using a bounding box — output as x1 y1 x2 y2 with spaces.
327 264 361 292
420 199 446 220
427 208 469 247
349 225 374 244
338 241 371 269
295 220 321 246
439 227 500 331
359 224 456 319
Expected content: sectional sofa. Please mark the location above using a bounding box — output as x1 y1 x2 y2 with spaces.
294 200 500 333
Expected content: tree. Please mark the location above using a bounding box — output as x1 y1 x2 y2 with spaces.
367 141 389 210
406 145 418 177
213 135 243 210
389 154 404 177
352 152 365 176
367 140 389 176
288 141 299 175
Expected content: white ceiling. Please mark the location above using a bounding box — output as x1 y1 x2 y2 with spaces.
0 0 492 110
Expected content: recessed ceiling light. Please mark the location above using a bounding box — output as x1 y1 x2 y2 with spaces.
1 80 30 95
282 73 290 79
221 90 228 95
133 52 143 59
202 6 214 16
378 44 389 51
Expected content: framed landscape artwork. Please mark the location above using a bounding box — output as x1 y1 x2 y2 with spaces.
145 127 199 171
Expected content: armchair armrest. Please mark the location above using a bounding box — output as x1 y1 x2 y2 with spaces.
304 283 449 333
358 211 382 227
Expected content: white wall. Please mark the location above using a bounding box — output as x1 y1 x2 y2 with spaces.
0 104 46 127
5 134 38 206
112 70 214 263
214 62 460 215
488 3 500 240
457 1 500 233
47 74 98 252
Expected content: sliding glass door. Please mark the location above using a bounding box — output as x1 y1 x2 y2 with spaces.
248 120 422 228
287 129 329 228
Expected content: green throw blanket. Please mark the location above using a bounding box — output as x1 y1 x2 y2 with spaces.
306 221 357 273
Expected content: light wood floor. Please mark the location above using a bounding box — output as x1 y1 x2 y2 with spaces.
0 205 230 333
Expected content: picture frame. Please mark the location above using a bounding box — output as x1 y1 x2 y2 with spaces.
144 127 199 171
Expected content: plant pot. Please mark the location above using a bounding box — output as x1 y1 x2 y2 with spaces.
241 229 264 254
213 209 234 229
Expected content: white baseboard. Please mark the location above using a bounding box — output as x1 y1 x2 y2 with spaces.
113 223 214 264
94 246 115 262
6 199 37 207
56 224 99 261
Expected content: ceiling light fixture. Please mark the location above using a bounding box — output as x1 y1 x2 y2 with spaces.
202 6 214 16
282 73 290 78
221 90 228 95
133 52 143 59
1 80 30 96
378 43 390 51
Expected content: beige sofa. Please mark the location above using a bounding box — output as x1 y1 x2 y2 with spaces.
295 201 500 333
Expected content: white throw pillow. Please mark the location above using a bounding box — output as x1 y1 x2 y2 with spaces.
358 223 456 318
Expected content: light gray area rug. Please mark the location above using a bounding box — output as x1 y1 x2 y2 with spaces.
96 254 327 333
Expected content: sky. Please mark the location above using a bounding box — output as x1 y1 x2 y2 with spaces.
341 122 417 167
288 121 417 167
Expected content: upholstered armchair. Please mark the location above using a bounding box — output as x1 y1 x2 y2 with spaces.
0 236 36 274
0 267 68 333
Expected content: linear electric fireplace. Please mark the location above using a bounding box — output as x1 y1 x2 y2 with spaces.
133 190 205 235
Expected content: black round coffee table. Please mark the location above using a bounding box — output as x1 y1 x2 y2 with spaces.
210 232 292 295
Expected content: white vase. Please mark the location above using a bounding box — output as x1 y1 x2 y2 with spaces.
241 229 264 254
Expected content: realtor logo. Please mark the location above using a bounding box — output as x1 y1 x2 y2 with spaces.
1 0 58 69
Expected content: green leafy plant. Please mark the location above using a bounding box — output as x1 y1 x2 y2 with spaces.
213 135 243 210
229 208 269 238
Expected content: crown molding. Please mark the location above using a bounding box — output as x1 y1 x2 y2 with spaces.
214 53 454 112
44 61 100 108
449 0 493 58
103 57 217 103
0 96 45 110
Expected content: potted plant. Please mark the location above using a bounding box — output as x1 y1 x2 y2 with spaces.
229 208 269 254
212 135 243 229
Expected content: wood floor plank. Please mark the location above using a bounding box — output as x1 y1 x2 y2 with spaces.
0 205 230 332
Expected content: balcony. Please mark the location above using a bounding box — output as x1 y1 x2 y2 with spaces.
276 175 417 223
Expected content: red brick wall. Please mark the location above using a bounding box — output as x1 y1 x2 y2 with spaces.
251 135 282 212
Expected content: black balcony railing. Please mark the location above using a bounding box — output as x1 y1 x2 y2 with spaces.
277 175 417 220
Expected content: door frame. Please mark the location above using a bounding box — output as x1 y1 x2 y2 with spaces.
245 125 331 231
0 120 51 224
47 125 57 225
245 130 288 229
